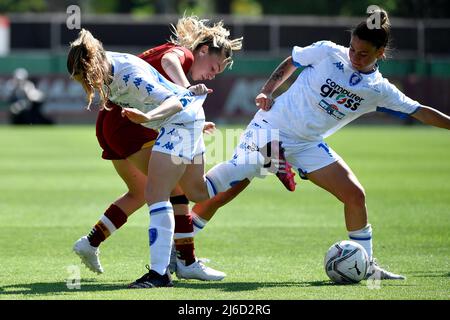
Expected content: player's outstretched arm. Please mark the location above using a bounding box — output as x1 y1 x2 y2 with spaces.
256 56 297 111
122 96 183 124
412 106 450 130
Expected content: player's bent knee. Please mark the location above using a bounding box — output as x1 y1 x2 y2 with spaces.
343 186 366 206
184 187 209 203
144 186 171 204
125 191 146 206
127 187 146 199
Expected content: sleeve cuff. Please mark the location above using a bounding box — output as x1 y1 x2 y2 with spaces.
292 60 302 68
409 106 422 115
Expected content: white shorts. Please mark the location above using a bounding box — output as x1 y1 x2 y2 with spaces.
234 117 342 179
283 140 342 179
152 120 205 162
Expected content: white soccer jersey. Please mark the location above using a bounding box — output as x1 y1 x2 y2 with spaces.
105 51 205 130
256 41 422 142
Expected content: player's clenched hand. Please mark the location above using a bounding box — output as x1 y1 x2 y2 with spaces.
188 83 213 96
203 121 216 134
255 92 274 111
121 107 150 124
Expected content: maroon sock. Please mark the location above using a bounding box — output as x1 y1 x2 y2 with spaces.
174 214 196 266
87 204 128 247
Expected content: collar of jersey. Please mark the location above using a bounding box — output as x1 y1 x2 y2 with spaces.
357 63 379 75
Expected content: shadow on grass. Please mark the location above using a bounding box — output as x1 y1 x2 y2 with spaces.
173 280 333 292
0 277 414 296
174 279 414 290
406 271 450 278
0 279 130 296
0 279 333 295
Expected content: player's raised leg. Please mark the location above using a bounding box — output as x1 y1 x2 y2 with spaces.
189 141 296 234
197 123 296 233
191 179 250 223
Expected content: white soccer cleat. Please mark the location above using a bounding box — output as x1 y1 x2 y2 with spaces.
176 259 226 281
365 259 405 280
198 257 211 264
73 236 104 274
168 242 212 275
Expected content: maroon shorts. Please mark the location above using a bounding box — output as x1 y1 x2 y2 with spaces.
96 101 159 160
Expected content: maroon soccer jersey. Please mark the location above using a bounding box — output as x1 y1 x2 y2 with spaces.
96 101 159 160
138 43 194 80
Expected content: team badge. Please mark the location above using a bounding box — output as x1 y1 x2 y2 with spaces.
349 72 362 86
149 228 158 246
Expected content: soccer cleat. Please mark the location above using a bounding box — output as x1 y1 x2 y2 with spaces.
128 266 173 288
275 142 296 192
168 243 212 274
365 259 406 280
198 257 211 264
176 259 226 281
73 236 104 274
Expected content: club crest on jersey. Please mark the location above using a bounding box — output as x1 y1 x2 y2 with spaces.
349 72 362 86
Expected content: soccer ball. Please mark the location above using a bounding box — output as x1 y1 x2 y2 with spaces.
324 240 369 284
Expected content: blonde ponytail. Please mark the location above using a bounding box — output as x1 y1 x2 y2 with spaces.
67 29 111 110
170 15 243 69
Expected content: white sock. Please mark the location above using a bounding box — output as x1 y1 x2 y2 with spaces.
191 211 208 236
206 161 259 195
205 176 218 198
148 201 174 275
348 224 373 260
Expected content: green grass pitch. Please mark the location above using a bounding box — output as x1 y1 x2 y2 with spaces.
0 125 449 300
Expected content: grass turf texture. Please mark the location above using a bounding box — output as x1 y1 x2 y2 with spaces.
0 125 449 300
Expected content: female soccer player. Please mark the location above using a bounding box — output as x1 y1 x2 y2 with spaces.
73 16 244 281
204 9 450 280
68 27 240 287
73 16 294 283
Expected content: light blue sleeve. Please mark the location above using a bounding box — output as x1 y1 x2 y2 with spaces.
128 69 175 107
292 40 338 67
112 57 192 113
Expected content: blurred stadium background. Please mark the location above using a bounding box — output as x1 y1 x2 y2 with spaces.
0 0 449 125
0 1 449 301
